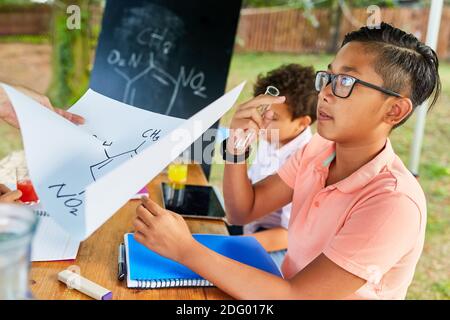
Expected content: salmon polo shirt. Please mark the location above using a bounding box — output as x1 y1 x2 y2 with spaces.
277 133 426 299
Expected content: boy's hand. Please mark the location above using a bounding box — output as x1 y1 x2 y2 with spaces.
0 85 85 129
133 196 196 263
0 184 22 203
228 95 285 154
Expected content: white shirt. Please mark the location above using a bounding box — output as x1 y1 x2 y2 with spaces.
244 127 313 234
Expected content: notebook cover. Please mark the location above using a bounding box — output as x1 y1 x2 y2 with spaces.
124 233 282 287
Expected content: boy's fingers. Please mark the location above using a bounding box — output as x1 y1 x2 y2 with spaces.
0 190 22 203
136 205 154 226
262 110 275 127
134 231 146 243
244 119 260 133
240 95 285 110
234 108 264 128
230 119 259 142
241 95 285 108
141 196 164 216
133 216 150 232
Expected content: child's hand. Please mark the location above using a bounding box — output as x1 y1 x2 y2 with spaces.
0 184 22 203
228 95 285 153
133 196 195 263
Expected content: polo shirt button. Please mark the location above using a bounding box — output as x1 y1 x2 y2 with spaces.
314 201 320 207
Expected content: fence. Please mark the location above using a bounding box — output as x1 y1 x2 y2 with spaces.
0 5 51 36
0 5 449 59
0 4 103 37
236 7 450 59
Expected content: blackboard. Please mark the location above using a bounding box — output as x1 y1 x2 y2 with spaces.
90 0 242 119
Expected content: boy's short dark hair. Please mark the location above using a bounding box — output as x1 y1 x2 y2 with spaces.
253 64 318 124
342 22 441 129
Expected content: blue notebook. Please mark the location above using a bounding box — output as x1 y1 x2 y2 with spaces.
124 233 282 289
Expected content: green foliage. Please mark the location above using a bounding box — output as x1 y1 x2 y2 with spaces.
422 163 450 180
48 11 73 107
242 0 289 8
345 0 397 7
47 0 90 108
0 0 34 5
431 281 450 299
242 0 405 8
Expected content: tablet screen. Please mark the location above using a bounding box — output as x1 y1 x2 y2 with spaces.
161 182 225 219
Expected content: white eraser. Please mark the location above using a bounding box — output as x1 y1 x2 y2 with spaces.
58 269 113 300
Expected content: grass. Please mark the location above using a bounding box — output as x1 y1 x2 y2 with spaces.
0 51 448 299
0 121 22 159
0 34 50 44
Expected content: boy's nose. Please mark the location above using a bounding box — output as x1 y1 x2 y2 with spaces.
319 85 334 103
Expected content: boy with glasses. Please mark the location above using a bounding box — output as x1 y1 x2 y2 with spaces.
132 23 440 299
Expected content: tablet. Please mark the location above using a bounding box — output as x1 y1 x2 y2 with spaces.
160 182 226 220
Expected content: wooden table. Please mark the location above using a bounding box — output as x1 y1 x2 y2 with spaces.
30 164 232 300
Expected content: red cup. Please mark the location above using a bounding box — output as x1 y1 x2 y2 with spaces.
16 179 39 203
16 167 39 204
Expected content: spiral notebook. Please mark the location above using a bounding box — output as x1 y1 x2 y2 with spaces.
31 203 80 262
124 233 282 289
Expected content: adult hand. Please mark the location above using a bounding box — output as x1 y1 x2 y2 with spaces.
0 85 85 128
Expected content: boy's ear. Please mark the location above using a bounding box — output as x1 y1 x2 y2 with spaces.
293 115 312 133
384 98 413 127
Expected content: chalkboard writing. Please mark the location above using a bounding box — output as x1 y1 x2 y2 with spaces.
90 0 242 119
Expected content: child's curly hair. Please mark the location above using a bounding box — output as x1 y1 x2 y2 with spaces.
253 64 318 124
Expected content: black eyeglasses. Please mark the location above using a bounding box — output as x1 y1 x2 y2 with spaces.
315 71 403 99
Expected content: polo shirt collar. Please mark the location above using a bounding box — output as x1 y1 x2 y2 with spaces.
277 126 313 159
314 138 396 194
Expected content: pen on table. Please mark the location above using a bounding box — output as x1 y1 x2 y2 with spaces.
118 243 126 281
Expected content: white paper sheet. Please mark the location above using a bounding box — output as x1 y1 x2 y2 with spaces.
2 82 245 240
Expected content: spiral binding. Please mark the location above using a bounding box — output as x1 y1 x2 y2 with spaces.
136 278 213 289
34 210 50 217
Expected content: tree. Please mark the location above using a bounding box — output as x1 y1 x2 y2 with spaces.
47 0 91 107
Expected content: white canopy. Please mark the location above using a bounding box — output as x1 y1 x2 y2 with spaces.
408 0 444 176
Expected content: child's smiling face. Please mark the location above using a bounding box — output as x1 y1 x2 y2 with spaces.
317 42 403 144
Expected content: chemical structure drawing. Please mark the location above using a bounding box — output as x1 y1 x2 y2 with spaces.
48 128 162 216
107 26 208 116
